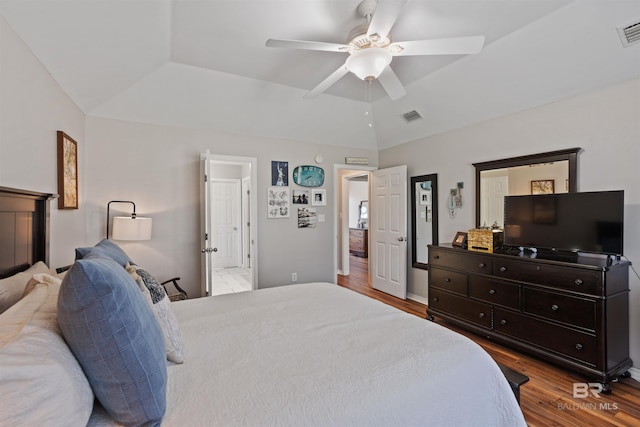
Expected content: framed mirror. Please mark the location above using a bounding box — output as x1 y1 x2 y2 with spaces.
411 174 438 270
358 200 368 229
473 148 580 228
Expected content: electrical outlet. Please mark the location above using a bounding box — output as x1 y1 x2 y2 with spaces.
292 272 297 282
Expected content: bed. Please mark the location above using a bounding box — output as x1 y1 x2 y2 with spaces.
0 187 526 426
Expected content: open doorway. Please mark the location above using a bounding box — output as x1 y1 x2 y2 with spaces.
200 154 257 296
334 165 375 282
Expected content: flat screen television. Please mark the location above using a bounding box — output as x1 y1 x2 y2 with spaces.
503 190 624 256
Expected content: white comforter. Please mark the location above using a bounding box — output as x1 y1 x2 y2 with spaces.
91 282 526 426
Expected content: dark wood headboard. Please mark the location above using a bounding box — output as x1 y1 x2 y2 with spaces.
0 186 55 278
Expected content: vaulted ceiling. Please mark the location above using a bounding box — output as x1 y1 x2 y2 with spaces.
1 0 639 150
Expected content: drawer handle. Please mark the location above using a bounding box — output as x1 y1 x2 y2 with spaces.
434 255 440 260
551 304 559 311
499 266 507 272
478 263 486 268
575 343 583 351
500 319 508 325
445 278 451 283
433 297 439 303
575 279 583 285
479 312 486 318
489 289 496 295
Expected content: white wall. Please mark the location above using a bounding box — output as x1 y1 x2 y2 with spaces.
0 17 86 269
380 78 640 372
84 117 378 295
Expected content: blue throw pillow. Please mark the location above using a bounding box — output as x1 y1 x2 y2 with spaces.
57 256 167 426
75 239 133 267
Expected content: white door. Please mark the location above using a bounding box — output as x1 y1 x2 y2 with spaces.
200 153 258 297
211 180 241 268
481 175 508 227
370 165 407 299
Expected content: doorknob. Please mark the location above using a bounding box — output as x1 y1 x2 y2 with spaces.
201 247 218 253
397 237 406 242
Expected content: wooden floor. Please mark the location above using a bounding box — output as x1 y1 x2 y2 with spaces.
338 255 640 427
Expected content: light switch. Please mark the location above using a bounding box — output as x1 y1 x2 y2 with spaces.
318 214 325 222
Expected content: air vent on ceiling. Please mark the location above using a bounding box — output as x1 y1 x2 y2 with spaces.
400 110 423 124
617 20 640 47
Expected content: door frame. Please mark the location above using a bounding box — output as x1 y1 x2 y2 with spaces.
200 152 258 296
333 164 377 279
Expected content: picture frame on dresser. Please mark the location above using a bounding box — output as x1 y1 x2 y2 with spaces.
452 232 467 248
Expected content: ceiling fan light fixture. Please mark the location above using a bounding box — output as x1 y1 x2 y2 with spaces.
346 48 392 80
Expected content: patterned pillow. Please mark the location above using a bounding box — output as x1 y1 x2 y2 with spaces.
134 266 166 303
57 256 167 426
127 264 184 364
74 239 133 267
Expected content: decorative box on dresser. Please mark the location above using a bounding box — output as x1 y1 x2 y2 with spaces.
427 244 632 392
349 228 368 258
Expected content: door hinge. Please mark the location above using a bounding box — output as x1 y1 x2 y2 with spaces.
204 233 208 241
204 174 208 182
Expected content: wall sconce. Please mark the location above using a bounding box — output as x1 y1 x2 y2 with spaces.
448 182 464 219
107 200 152 240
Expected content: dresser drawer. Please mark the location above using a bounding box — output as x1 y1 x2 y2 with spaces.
523 288 596 330
469 276 520 309
349 236 364 248
430 267 467 296
429 289 492 329
494 308 597 366
430 249 493 275
493 259 601 295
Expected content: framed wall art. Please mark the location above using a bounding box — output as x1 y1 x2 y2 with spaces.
57 131 78 209
271 161 288 186
311 189 326 206
531 179 554 195
267 187 290 218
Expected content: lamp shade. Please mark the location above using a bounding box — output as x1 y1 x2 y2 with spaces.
345 48 392 80
112 216 152 241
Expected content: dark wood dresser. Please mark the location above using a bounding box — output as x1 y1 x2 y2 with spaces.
349 228 368 258
427 244 632 391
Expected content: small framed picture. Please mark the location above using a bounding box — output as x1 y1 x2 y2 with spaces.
419 190 431 206
531 179 554 195
452 231 468 248
311 189 326 206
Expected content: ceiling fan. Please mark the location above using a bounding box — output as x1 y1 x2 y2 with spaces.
266 0 485 101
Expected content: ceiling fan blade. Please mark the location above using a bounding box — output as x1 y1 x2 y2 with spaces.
390 36 485 56
303 65 350 99
266 38 349 52
367 0 408 41
377 66 406 101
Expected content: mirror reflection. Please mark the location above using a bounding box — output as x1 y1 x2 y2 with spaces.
474 148 580 228
411 174 438 270
480 161 569 228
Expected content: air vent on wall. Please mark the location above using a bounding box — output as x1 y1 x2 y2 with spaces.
400 110 423 124
618 20 640 47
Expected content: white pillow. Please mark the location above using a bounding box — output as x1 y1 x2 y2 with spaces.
126 264 185 364
0 274 94 426
0 261 51 314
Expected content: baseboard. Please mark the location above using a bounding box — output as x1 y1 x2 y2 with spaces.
629 367 640 382
407 293 428 306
